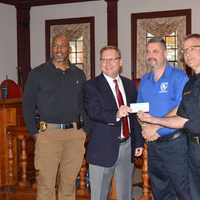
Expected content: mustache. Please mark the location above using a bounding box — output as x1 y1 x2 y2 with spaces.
55 53 65 56
147 58 157 62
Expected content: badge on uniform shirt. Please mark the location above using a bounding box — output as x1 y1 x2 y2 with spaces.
183 90 191 96
159 82 168 93
76 80 79 84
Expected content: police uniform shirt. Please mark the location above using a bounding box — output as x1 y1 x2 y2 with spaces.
177 73 200 136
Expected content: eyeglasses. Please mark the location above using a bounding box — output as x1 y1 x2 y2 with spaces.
100 57 120 63
181 45 200 55
52 45 68 49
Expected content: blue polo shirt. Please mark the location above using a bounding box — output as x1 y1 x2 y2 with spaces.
137 64 188 137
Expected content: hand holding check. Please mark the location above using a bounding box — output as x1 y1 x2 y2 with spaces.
130 102 149 113
130 102 160 142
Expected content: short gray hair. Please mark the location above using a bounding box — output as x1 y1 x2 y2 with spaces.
147 36 166 50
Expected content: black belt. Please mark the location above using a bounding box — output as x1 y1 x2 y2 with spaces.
118 137 130 143
189 135 200 144
38 121 82 132
155 131 183 143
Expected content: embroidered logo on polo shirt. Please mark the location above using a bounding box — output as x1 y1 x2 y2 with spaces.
159 82 168 93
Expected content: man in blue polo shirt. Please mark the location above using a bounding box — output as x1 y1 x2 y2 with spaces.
137 37 190 200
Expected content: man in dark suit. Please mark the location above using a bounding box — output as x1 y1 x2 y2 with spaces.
84 46 144 200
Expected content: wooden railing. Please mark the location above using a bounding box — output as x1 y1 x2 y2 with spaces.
6 126 152 200
140 144 152 200
7 126 35 189
6 126 90 198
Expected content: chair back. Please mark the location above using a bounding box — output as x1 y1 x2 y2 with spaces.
0 79 22 99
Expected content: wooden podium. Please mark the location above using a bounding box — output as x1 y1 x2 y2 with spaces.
0 98 24 188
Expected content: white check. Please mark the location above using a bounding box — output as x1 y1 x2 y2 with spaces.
130 102 149 113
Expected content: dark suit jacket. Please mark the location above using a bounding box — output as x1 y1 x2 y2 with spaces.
83 74 144 167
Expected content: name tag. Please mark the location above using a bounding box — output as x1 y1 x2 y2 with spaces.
184 91 191 96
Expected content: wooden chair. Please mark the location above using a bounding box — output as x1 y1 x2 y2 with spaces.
0 79 22 99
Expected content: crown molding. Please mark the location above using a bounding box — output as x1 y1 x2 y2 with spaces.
0 0 18 5
0 0 100 7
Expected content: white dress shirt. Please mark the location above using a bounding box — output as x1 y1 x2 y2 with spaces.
103 73 130 138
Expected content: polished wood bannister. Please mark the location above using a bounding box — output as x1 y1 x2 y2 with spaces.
0 98 152 200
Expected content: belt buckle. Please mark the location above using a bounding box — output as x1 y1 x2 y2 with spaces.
61 123 74 129
193 136 200 144
60 122 77 129
39 121 47 132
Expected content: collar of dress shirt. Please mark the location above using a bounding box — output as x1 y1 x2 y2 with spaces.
103 73 121 89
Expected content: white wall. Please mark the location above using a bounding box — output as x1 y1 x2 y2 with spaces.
30 1 107 76
0 3 17 82
118 0 200 78
1 0 200 81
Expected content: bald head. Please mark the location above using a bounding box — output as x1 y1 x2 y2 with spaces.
52 34 70 69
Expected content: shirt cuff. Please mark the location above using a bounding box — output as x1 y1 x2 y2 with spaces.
116 117 120 122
